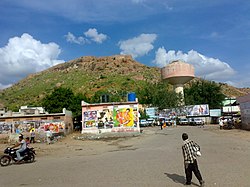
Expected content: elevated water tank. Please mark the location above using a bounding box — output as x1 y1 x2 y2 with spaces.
161 60 195 105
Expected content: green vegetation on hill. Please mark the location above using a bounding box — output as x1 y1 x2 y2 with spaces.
0 55 161 111
0 55 249 111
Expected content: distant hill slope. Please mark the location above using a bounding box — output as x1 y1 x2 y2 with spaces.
0 55 249 110
0 55 160 110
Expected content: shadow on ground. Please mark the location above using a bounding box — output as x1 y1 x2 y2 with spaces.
164 173 185 184
164 173 200 186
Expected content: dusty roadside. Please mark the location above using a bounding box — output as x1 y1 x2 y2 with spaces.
0 125 249 158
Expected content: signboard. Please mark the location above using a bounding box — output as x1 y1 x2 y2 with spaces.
145 107 158 118
186 104 209 117
209 109 221 117
82 103 140 131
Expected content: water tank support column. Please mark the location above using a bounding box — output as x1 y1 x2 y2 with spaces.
174 84 185 106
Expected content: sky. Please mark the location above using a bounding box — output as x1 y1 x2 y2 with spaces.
0 0 250 89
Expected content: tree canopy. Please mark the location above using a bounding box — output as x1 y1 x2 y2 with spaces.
136 81 181 109
184 79 225 109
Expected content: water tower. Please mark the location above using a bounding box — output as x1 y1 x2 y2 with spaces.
161 60 195 105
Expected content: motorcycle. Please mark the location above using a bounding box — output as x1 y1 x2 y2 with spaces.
0 147 36 166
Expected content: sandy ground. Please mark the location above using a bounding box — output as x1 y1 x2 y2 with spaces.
1 125 250 187
1 125 249 157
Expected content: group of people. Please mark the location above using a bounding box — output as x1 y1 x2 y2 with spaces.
11 128 53 162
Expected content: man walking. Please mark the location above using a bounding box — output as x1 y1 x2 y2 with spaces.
182 133 205 186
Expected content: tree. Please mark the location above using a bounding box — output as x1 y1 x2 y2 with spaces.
42 87 90 127
184 79 225 109
151 82 181 109
136 81 181 109
42 87 75 113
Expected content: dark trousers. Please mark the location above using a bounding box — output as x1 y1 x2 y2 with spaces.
185 160 203 184
30 137 35 143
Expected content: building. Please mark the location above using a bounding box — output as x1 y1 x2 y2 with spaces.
0 106 73 135
222 97 240 117
81 101 140 134
237 94 250 130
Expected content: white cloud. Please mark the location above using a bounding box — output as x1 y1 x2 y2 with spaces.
84 28 107 44
65 32 86 44
0 33 64 89
118 33 157 58
65 28 107 44
153 47 236 83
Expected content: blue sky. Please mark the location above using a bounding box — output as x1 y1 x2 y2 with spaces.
0 0 250 89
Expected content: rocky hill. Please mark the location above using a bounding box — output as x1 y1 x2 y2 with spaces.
0 55 249 110
0 55 160 110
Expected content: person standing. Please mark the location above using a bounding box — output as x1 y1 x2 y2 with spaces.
30 129 36 143
46 128 52 144
219 118 224 130
182 133 205 186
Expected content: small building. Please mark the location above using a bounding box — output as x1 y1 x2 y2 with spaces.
222 97 240 117
81 101 140 134
0 106 73 135
237 94 250 130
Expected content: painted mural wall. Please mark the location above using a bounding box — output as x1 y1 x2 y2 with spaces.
0 120 66 134
82 103 140 133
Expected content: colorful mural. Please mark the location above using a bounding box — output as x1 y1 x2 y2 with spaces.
113 108 134 127
82 105 139 129
0 120 66 134
39 122 65 133
0 123 13 134
83 111 98 128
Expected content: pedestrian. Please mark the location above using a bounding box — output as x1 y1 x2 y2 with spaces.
46 128 52 144
219 118 224 130
181 133 205 186
160 119 163 130
30 129 36 143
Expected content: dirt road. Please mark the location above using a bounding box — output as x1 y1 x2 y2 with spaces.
1 125 250 187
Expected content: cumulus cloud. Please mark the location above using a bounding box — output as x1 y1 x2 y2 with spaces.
153 47 236 82
118 33 157 58
84 28 108 44
65 28 107 44
65 32 87 44
0 33 64 89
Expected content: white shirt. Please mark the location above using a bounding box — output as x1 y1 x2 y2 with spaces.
20 139 27 150
46 130 52 137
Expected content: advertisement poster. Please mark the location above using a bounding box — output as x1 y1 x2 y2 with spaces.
186 104 209 117
0 123 12 134
83 111 98 128
113 108 135 127
40 122 65 133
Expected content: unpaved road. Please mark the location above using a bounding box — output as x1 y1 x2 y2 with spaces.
1 125 250 187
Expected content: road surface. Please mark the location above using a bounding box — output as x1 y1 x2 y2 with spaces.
1 125 250 187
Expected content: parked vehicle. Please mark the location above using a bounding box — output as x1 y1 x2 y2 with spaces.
0 147 36 166
139 119 148 127
165 118 172 126
189 118 204 126
146 118 155 126
179 118 189 125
